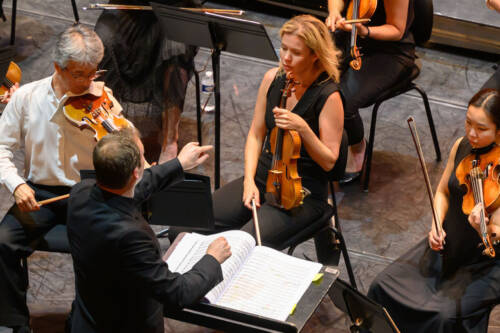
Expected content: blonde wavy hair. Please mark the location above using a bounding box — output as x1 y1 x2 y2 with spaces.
279 15 341 83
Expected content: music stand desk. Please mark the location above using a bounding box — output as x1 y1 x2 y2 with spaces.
163 266 339 332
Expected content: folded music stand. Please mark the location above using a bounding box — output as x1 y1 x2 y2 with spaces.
151 3 278 188
330 279 400 333
0 45 14 82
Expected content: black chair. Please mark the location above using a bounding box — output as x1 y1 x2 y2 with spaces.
22 224 71 285
275 132 358 289
361 0 441 192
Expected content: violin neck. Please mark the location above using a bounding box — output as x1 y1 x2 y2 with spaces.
350 0 360 47
3 77 13 89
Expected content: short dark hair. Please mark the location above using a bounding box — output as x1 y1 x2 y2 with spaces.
469 89 500 128
93 128 141 189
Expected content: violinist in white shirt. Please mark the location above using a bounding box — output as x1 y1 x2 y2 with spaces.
0 24 123 333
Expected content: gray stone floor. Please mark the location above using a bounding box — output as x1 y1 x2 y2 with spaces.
0 0 499 332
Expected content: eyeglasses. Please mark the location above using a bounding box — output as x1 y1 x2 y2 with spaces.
63 68 107 82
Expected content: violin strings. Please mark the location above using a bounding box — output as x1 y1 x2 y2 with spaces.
471 167 487 236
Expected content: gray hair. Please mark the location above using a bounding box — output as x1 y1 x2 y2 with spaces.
53 24 104 68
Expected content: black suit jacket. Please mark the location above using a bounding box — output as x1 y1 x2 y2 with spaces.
67 159 223 333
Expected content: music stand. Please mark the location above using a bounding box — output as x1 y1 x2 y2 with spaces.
330 279 400 333
151 3 278 188
149 172 214 232
0 45 14 82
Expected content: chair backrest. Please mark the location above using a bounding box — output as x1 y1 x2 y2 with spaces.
412 0 434 45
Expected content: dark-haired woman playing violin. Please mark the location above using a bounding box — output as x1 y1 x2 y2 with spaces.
326 0 416 182
211 15 345 249
369 89 500 333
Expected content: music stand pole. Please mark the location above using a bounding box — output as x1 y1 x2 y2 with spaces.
212 46 222 188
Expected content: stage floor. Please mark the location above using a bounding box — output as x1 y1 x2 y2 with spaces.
0 0 499 332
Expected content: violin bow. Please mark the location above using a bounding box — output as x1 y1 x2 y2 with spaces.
407 117 445 242
251 198 262 246
83 4 244 15
37 194 70 206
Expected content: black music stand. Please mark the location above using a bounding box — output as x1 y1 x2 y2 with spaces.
151 3 278 188
0 45 14 81
330 279 400 333
163 266 339 332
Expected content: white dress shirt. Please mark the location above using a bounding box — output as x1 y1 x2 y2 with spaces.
0 75 122 194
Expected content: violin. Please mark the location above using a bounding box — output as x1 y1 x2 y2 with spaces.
455 144 500 258
63 89 132 141
346 0 377 70
265 74 304 210
1 61 22 100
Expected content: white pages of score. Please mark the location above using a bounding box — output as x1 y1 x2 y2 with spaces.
166 230 322 321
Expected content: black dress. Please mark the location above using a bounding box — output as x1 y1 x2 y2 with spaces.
337 0 416 145
212 71 343 247
368 137 500 333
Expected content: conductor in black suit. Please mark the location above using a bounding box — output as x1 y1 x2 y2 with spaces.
66 128 231 333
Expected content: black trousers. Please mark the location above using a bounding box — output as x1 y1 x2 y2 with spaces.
0 183 70 327
341 52 415 145
212 177 328 248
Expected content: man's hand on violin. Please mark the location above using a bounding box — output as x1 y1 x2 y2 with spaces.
1 82 19 104
243 179 260 210
177 142 213 171
14 183 40 212
428 225 446 251
272 107 306 133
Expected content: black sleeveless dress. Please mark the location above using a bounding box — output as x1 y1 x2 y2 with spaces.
368 137 500 333
212 71 344 247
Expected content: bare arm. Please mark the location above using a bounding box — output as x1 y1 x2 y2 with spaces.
242 67 278 208
486 0 500 12
336 0 409 41
429 137 462 250
300 92 343 171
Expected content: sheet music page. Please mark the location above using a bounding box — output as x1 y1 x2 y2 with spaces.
215 246 322 321
165 230 255 303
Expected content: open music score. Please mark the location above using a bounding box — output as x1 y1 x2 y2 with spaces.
164 230 321 321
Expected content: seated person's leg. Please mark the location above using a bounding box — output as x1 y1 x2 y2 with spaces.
240 196 328 248
0 188 63 329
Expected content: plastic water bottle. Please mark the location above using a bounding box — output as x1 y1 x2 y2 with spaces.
201 71 215 113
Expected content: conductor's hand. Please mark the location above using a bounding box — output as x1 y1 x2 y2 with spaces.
206 237 232 264
14 183 40 212
177 142 213 171
243 178 260 210
428 223 446 251
1 82 19 104
325 11 342 31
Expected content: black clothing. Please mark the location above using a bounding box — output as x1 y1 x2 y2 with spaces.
360 0 415 59
0 183 70 327
338 0 416 145
368 137 500 332
67 159 223 333
213 71 341 247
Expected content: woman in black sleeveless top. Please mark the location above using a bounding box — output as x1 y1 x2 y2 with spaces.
213 15 345 248
369 89 500 332
326 0 416 181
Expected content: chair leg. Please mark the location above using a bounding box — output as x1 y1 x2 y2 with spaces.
22 256 28 287
330 227 357 290
411 85 441 162
362 101 381 192
10 0 16 45
194 70 202 145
